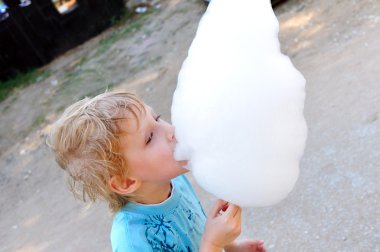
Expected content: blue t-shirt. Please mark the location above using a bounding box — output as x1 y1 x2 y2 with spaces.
111 175 207 252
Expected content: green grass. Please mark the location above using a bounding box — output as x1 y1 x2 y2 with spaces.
96 10 153 56
58 66 115 100
0 69 51 102
32 114 45 128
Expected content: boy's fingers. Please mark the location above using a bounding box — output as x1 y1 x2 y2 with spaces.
236 206 242 218
235 209 242 230
236 209 242 223
209 199 228 217
224 203 241 218
257 241 267 252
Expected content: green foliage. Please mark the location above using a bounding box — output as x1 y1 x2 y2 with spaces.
0 8 154 103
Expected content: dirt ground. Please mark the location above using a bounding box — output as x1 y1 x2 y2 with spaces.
0 0 379 251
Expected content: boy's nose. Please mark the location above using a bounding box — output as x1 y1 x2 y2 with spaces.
167 125 176 142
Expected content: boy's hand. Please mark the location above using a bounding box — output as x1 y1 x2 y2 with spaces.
199 200 242 252
225 239 267 252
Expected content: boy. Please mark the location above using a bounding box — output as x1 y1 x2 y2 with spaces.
48 92 266 252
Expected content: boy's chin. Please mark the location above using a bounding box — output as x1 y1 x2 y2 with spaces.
178 166 190 174
178 160 188 167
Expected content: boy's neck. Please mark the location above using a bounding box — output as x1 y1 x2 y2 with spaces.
132 181 173 205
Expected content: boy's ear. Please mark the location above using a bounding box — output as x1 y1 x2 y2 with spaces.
109 175 141 195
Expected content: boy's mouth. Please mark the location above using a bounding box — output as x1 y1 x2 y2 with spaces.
172 135 178 150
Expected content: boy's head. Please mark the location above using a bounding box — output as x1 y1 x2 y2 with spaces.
48 92 145 212
48 92 187 212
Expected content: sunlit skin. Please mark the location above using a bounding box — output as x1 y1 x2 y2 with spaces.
117 106 188 204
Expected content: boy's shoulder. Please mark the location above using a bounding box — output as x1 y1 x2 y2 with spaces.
111 174 206 252
111 174 199 232
111 212 155 251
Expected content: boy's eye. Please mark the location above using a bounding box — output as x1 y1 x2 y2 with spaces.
146 115 160 145
146 132 153 144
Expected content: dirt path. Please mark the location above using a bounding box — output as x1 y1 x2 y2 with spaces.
0 0 379 251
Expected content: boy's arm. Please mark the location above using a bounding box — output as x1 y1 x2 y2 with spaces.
199 200 242 252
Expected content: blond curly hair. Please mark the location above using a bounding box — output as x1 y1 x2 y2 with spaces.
47 92 145 213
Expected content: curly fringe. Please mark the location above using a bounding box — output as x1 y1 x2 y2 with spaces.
47 92 145 213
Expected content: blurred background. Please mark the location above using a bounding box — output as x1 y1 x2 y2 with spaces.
0 0 379 251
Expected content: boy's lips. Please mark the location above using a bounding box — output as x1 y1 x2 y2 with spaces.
172 135 178 151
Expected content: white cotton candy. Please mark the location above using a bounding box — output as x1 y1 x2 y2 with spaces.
171 0 307 207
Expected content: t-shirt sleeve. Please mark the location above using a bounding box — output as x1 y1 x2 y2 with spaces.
111 219 130 252
111 214 153 252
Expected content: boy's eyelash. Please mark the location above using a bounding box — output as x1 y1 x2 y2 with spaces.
146 132 153 144
146 115 160 144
